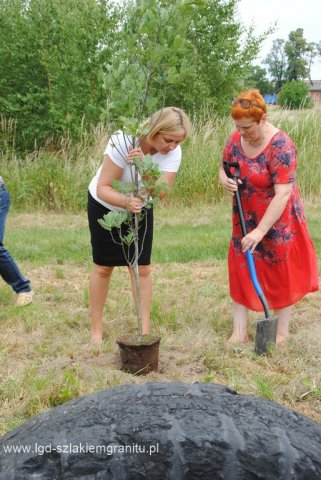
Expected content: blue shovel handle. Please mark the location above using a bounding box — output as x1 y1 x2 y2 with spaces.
245 233 271 318
246 249 270 318
245 250 263 297
223 161 271 319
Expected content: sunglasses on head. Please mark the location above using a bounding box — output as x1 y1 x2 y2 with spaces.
232 98 265 111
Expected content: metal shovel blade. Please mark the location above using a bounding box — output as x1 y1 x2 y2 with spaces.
255 316 278 355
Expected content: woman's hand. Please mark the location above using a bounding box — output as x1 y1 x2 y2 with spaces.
125 195 144 214
241 228 265 253
219 168 242 194
127 147 143 163
224 178 243 194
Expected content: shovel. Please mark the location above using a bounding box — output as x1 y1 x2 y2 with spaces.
223 161 278 355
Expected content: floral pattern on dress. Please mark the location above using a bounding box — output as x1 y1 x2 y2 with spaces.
222 129 319 310
223 130 301 265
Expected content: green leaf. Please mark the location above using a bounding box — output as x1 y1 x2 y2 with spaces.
120 231 134 246
98 211 129 231
112 180 135 195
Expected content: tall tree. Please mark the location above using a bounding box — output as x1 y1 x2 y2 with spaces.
102 0 188 123
284 28 310 81
0 0 118 150
264 39 287 91
103 0 268 123
1 0 268 150
168 1 268 112
305 42 319 84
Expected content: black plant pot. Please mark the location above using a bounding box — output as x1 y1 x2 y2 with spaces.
116 334 161 374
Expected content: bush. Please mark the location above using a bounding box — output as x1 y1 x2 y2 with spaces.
278 81 313 109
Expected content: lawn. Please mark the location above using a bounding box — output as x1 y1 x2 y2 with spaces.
0 201 320 436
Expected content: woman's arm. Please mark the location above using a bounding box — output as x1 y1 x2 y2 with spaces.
158 171 177 200
241 183 293 252
97 155 144 213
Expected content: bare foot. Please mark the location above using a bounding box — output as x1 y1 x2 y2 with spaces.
91 334 102 345
276 334 289 345
227 333 249 344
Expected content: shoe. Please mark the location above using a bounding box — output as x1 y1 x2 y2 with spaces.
16 290 34 306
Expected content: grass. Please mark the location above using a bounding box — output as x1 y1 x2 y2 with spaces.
1 107 321 210
0 202 320 436
268 107 321 199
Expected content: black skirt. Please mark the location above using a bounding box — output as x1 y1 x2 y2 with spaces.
87 191 153 266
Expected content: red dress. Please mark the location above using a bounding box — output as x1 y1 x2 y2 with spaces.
223 130 319 311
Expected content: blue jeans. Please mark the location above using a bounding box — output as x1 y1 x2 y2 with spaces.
0 184 32 294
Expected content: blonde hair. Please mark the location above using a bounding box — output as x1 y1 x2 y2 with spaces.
144 107 191 142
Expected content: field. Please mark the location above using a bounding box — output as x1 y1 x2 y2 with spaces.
1 201 320 436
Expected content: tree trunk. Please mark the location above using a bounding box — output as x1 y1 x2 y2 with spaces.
132 212 142 336
133 161 142 336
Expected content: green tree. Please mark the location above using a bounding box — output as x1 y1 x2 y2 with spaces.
245 65 274 95
0 0 49 149
278 81 313 109
306 42 319 84
264 39 287 91
167 1 268 113
0 0 118 150
1 0 268 150
103 0 268 123
102 0 188 123
285 28 311 81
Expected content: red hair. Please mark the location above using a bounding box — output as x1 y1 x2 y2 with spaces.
231 89 266 123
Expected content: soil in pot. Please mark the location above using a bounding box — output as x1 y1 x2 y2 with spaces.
116 334 161 375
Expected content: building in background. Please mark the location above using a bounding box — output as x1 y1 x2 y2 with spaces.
263 93 278 105
309 84 321 106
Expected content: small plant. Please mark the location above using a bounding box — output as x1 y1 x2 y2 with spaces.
96 2 184 353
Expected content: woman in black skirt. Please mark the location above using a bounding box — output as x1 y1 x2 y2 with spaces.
88 107 191 344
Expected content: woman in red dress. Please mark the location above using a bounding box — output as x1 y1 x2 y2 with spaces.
219 89 319 345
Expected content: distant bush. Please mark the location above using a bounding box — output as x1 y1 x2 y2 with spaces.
278 81 313 109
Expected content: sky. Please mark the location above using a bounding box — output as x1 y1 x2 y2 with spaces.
237 0 321 80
